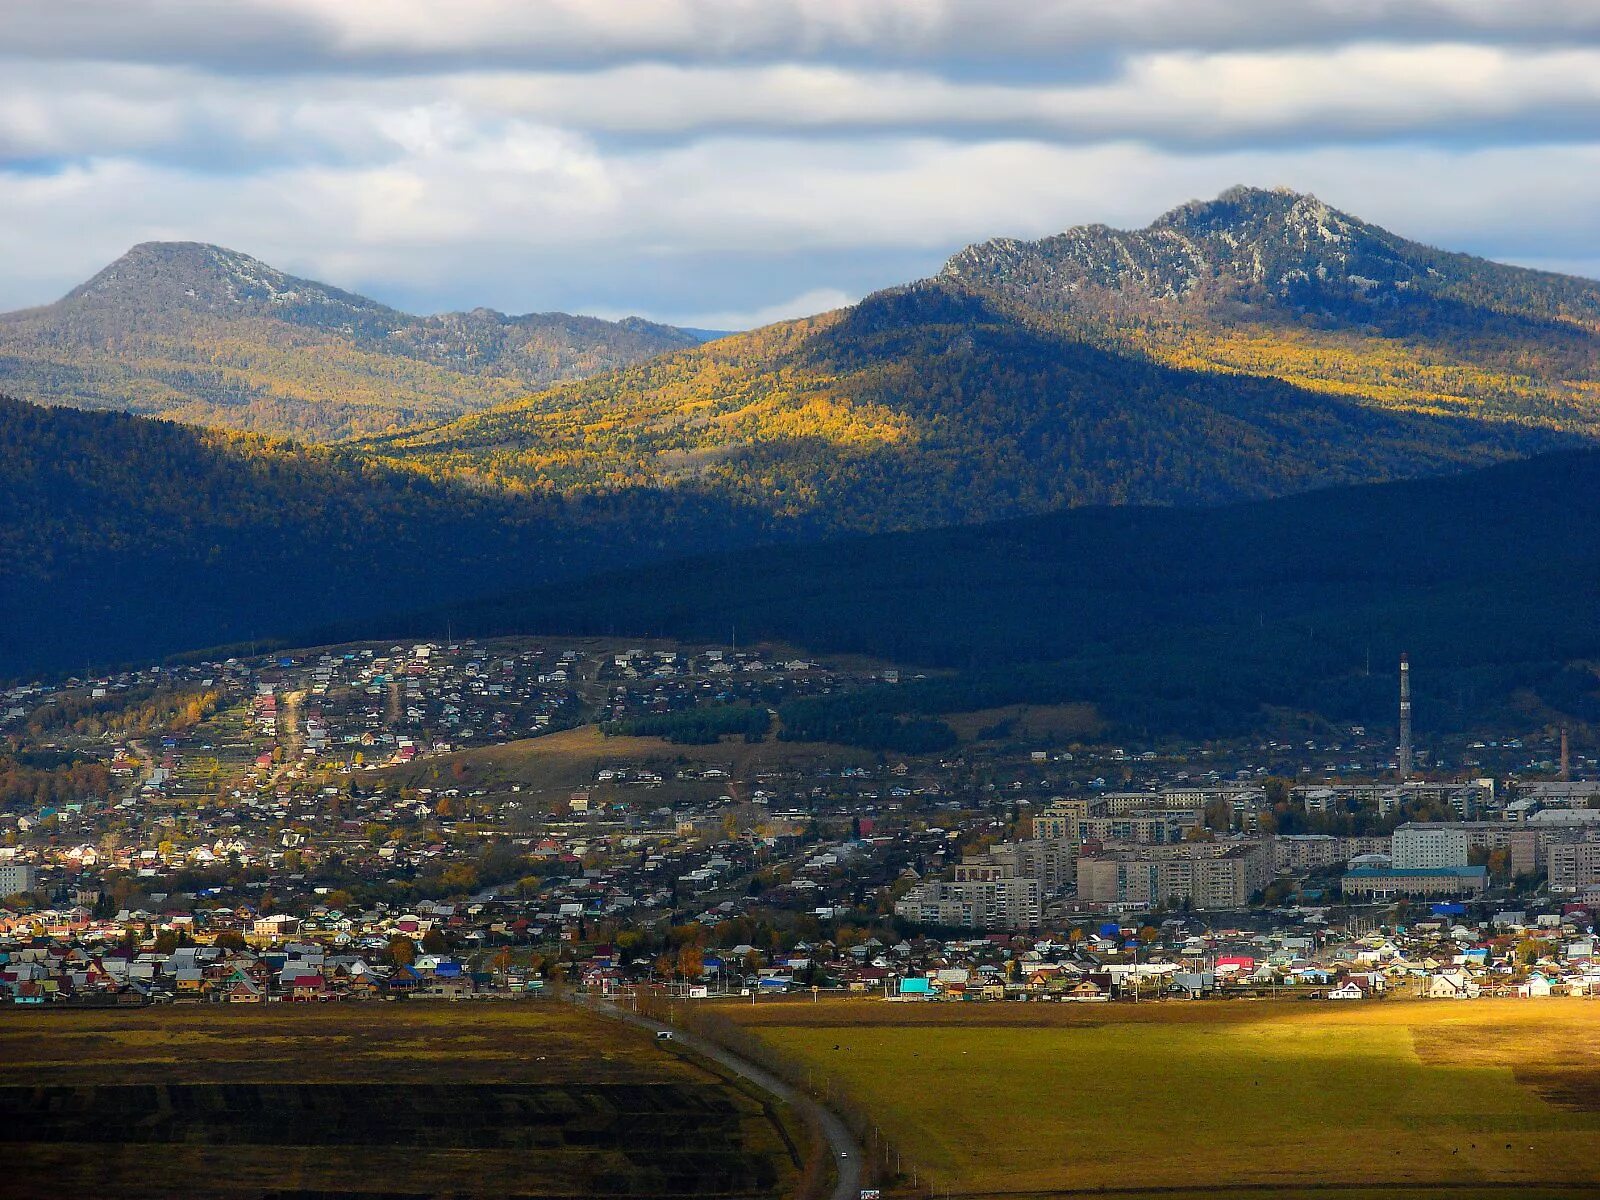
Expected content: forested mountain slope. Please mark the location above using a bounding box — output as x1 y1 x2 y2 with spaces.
0 395 769 676
0 242 704 440
364 450 1600 738
366 273 1586 532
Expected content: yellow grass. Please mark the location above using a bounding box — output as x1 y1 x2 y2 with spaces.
386 721 881 798
729 997 1600 1198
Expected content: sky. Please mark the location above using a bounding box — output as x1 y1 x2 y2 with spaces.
4 1 1600 328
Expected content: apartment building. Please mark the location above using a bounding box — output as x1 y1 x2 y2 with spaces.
1075 840 1272 910
1549 839 1600 892
1391 824 1470 870
895 864 1043 930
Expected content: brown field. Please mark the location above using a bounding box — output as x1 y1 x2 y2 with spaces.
725 996 1600 1199
940 703 1104 743
384 722 882 800
0 1001 799 1199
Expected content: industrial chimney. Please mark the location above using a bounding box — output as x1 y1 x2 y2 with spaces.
1398 654 1413 781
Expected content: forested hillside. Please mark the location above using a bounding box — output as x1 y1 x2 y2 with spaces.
360 450 1600 739
0 242 704 440
366 280 1583 532
8 187 1600 693
366 188 1599 528
0 395 769 676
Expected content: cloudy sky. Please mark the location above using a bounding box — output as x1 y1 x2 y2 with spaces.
4 1 1600 327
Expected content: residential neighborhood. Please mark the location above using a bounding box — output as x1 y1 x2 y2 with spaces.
3 636 1597 1010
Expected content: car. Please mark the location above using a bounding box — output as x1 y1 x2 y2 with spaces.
655 1030 673 1040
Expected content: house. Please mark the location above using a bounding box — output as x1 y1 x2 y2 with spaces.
1428 970 1480 999
287 973 327 1002
1327 981 1366 1000
386 965 421 994
1171 971 1215 999
1064 979 1108 1002
1519 973 1555 998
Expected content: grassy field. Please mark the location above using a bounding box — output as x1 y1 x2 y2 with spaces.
0 1001 800 1199
727 997 1600 1199
384 722 881 801
939 703 1104 744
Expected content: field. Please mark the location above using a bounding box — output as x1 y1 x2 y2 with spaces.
0 1001 800 1199
727 997 1600 1199
384 722 880 802
938 703 1104 744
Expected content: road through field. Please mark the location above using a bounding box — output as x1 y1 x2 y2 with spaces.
582 997 863 1200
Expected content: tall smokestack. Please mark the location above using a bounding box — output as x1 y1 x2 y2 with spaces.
1561 726 1571 783
1398 654 1413 781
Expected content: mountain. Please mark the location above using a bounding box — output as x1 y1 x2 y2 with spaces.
345 449 1600 739
364 185 1600 530
944 185 1600 432
7 187 1600 689
0 242 705 440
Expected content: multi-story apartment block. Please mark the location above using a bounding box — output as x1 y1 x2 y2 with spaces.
895 865 1042 930
1549 838 1600 892
1391 824 1471 870
1075 840 1272 910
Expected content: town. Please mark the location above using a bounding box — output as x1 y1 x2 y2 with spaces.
2 638 1596 1007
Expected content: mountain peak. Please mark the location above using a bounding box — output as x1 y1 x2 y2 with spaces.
63 240 394 321
0 242 712 441
940 184 1418 312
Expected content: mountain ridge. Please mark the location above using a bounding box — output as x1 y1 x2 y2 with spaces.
362 186 1599 530
943 185 1600 327
0 241 708 440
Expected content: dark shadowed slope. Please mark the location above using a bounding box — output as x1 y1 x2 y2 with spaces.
370 450 1600 736
0 395 770 677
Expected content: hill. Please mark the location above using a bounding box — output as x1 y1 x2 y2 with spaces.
0 242 704 440
0 395 771 677
365 450 1600 738
7 391 1595 736
367 188 1598 528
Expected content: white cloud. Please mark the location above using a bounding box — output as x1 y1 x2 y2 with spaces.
2 4 1599 322
3 135 1598 323
670 288 858 331
9 1 1600 70
8 43 1600 166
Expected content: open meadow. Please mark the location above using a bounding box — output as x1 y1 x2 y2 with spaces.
727 996 1600 1199
0 1001 800 1199
383 722 881 802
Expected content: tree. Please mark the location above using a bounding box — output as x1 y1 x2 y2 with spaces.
389 935 417 966
421 927 448 955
